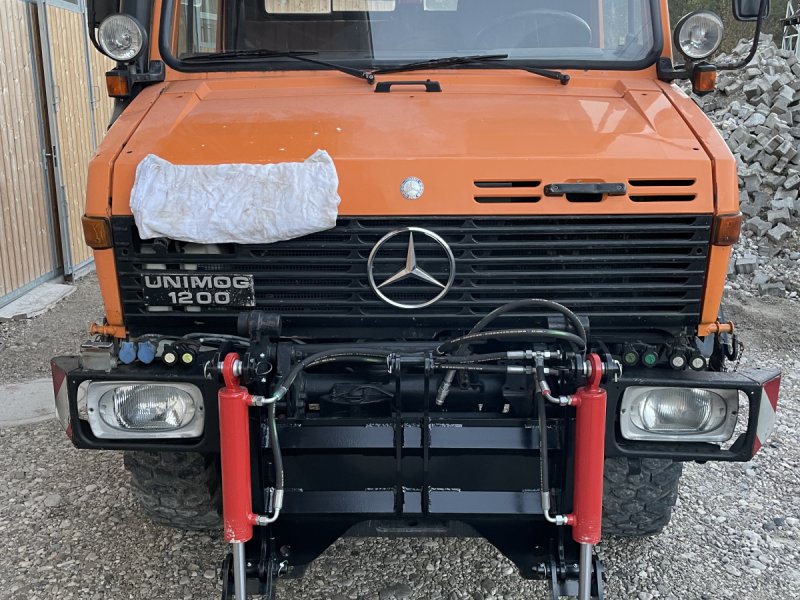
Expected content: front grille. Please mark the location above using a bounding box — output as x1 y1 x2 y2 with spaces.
112 215 711 338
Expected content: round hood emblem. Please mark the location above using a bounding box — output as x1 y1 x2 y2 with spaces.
400 177 425 200
367 227 455 309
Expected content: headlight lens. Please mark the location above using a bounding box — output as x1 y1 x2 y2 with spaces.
620 387 738 442
97 15 146 62
674 11 724 61
99 385 195 430
87 382 204 439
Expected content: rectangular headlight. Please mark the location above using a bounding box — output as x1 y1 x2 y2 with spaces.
620 386 739 442
85 381 204 439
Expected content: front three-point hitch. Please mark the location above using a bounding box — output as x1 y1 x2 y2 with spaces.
215 337 616 600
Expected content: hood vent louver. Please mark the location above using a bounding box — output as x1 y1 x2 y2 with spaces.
471 179 699 203
474 180 541 204
628 179 698 203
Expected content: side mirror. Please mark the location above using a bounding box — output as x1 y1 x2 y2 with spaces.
733 0 770 21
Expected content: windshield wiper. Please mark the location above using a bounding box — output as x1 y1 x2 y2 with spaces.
182 49 375 83
371 53 570 85
371 54 509 75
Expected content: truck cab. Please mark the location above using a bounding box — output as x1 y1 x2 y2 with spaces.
52 1 781 598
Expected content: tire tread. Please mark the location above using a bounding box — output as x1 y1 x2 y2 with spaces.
602 457 682 537
124 451 222 530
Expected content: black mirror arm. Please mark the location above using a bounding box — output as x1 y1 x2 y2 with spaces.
718 0 768 70
657 57 692 82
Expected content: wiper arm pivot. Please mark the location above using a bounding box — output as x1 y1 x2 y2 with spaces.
521 67 570 85
182 49 375 83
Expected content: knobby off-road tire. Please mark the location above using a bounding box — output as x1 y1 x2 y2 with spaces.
124 451 222 530
602 457 683 537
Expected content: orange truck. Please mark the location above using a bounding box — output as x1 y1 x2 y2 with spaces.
52 1 782 598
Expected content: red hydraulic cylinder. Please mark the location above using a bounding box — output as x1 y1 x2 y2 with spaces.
219 353 256 543
570 353 607 545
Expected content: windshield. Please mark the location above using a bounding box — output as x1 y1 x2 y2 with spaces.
170 0 658 68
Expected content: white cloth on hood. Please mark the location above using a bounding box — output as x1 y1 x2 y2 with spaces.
130 150 340 244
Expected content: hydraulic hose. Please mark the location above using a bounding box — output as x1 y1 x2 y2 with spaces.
536 371 570 526
436 299 587 406
469 299 587 345
432 363 524 374
537 382 553 519
434 352 518 364
264 402 284 523
436 328 585 355
271 348 391 402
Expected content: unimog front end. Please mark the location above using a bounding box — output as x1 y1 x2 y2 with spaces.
52 0 782 598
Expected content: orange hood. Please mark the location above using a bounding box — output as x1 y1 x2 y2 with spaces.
109 71 714 216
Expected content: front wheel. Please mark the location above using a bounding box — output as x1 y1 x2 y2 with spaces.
124 451 222 530
602 457 683 537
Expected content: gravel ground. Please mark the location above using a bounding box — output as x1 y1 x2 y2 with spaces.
0 274 104 385
0 279 798 600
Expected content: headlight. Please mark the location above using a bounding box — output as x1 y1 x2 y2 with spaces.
674 11 724 61
97 15 147 62
86 382 204 439
620 387 738 442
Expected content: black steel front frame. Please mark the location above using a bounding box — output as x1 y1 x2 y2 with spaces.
53 355 778 464
52 354 780 586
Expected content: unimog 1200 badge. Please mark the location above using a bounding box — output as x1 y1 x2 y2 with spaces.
142 273 256 307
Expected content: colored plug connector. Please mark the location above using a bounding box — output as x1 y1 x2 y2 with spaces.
641 347 659 368
669 351 687 370
137 341 157 364
162 344 178 366
118 341 137 365
179 346 197 367
621 345 640 367
689 352 708 371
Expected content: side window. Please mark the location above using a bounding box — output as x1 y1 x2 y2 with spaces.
178 0 220 55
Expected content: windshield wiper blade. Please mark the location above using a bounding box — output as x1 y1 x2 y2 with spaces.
371 54 509 75
370 54 569 85
182 49 375 83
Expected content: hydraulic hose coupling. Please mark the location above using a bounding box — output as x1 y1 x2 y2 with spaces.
535 356 576 406
251 387 286 407
255 489 284 526
434 372 455 406
538 379 575 407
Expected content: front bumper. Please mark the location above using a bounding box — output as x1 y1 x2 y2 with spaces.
52 355 780 462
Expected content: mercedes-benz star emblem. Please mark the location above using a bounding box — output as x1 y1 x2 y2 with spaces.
400 177 425 200
367 227 456 310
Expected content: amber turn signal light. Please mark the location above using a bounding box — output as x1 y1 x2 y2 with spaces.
106 71 131 98
691 64 717 96
712 213 742 246
82 215 113 249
